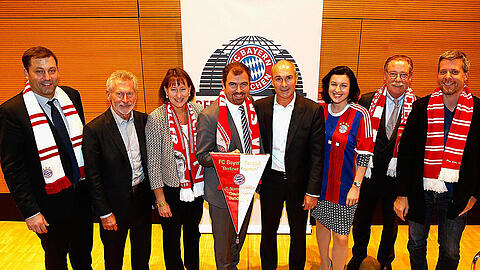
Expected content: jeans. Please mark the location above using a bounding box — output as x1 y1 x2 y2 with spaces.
407 191 467 270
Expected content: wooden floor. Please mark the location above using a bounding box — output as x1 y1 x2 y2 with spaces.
0 221 478 269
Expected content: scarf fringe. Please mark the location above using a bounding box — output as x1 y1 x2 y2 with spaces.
193 181 204 197
438 167 459 183
423 178 448 193
45 177 72 195
180 188 195 202
386 157 397 177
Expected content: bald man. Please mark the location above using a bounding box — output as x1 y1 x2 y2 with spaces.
254 60 325 270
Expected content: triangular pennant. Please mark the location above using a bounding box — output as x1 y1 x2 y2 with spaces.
211 152 270 234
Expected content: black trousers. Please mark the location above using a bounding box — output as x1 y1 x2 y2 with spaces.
260 172 308 270
99 189 152 270
38 183 93 270
160 186 204 270
347 176 399 269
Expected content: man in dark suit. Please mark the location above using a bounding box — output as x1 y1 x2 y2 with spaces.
254 60 324 270
196 62 261 270
0 46 93 270
83 70 152 270
348 55 415 270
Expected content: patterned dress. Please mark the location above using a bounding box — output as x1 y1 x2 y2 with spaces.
312 103 373 235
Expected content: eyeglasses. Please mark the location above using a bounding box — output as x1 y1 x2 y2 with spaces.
228 82 249 90
388 72 409 80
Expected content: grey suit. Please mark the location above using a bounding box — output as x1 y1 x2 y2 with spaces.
196 99 254 270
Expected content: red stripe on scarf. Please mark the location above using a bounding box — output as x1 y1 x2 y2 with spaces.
40 152 60 161
32 120 49 127
38 145 58 154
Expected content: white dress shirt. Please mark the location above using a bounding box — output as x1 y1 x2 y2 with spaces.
385 90 405 125
271 93 296 172
224 98 249 152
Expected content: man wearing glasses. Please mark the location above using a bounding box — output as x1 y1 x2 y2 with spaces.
348 55 416 270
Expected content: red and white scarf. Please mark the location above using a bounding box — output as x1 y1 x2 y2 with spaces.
366 84 416 178
166 102 204 202
216 90 260 154
22 81 85 195
423 86 473 192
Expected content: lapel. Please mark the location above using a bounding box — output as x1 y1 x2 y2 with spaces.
286 95 306 151
104 109 130 162
264 96 274 154
133 111 147 165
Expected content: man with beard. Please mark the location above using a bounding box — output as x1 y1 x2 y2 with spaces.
348 55 416 270
394 50 479 270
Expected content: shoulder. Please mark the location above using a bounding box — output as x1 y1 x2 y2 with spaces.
412 95 431 109
359 91 376 108
149 104 166 121
200 99 219 117
296 95 321 111
0 92 24 113
85 109 109 130
190 101 204 115
254 95 274 107
134 110 148 121
59 85 81 100
350 103 370 119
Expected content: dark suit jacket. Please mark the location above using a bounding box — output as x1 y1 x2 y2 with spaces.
397 95 480 223
0 86 86 222
254 95 324 202
196 100 245 208
82 109 152 222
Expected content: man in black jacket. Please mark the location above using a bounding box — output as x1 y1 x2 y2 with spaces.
0 46 92 270
394 50 479 270
348 55 416 270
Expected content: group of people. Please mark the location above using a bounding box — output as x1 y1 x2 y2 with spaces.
0 46 478 270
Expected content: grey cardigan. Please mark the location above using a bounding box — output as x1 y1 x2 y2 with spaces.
146 102 203 189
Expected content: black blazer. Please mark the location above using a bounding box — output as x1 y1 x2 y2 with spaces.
254 95 325 202
82 109 152 222
0 86 86 222
397 95 480 223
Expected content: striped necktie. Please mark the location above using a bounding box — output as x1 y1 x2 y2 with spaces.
239 105 251 153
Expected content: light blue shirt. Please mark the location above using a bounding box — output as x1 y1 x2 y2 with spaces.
110 107 144 187
385 90 405 125
34 91 70 134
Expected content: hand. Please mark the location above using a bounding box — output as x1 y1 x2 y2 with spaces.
394 196 409 221
101 214 118 231
25 213 49 234
302 195 318 210
346 186 360 206
157 202 172 218
458 196 477 216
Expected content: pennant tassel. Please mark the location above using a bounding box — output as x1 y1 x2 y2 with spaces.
365 156 374 179
193 181 204 197
45 176 72 195
179 188 195 202
386 157 397 177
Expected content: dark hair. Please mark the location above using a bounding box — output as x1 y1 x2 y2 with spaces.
22 46 58 71
222 62 251 86
321 66 360 104
384 55 413 74
438 50 470 73
159 68 196 103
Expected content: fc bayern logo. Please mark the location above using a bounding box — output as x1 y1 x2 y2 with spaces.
227 44 275 94
338 122 350 134
233 173 246 185
43 168 53 178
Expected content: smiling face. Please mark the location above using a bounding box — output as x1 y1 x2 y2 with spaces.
328 74 350 107
165 79 190 110
24 56 59 99
223 70 250 105
438 58 468 96
107 79 137 120
384 60 412 98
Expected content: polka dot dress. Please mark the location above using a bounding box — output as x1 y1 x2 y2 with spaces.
311 200 357 235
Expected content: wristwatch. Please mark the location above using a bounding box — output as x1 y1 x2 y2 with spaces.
352 181 361 187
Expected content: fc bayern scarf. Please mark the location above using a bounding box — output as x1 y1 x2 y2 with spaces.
423 86 473 193
365 84 415 178
22 81 85 195
216 91 260 154
166 102 204 202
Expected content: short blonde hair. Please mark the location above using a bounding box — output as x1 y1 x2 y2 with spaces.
106 70 138 92
438 50 470 73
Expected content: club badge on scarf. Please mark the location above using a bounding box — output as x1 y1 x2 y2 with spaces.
211 152 269 238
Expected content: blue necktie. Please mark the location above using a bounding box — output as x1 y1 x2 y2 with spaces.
47 99 80 184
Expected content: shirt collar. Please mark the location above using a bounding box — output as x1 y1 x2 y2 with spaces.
110 106 134 125
224 96 246 115
33 88 59 106
274 92 296 109
386 89 406 103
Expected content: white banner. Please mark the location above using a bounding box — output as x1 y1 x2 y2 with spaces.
181 0 324 233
